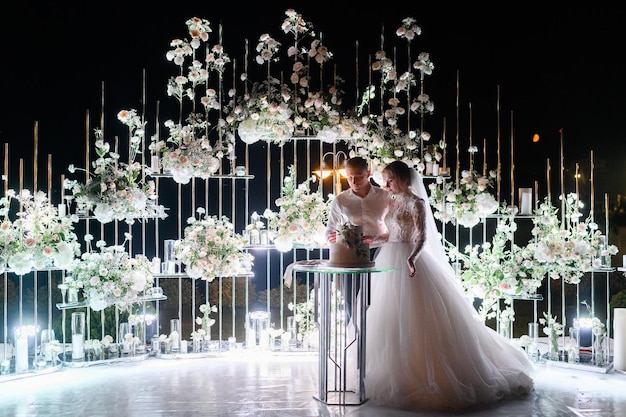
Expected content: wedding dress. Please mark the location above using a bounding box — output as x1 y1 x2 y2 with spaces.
363 171 535 411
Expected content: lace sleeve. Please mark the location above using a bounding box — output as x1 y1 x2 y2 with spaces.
409 196 427 261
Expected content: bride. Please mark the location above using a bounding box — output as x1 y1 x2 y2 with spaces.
364 160 535 411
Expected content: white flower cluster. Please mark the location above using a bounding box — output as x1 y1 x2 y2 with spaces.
66 233 154 311
428 169 499 228
66 109 167 224
531 194 618 284
450 208 546 321
174 208 254 281
0 189 80 275
267 165 332 252
152 16 233 183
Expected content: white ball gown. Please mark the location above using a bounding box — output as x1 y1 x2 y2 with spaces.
363 175 535 411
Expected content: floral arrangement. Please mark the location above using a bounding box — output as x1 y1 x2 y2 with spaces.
149 17 234 184
539 311 564 358
266 165 332 252
65 109 167 224
288 292 317 343
174 208 254 281
427 169 499 228
0 189 80 275
222 9 346 147
244 210 271 244
448 207 546 321
66 233 154 311
530 194 618 284
195 302 217 334
347 17 437 174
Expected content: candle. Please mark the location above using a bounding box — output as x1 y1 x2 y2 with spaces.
510 111 514 205
151 155 160 173
614 308 626 371
483 138 487 176
519 188 533 215
15 335 29 373
546 159 551 201
58 203 66 217
72 333 85 361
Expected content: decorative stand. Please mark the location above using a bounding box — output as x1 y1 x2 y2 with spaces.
292 261 394 406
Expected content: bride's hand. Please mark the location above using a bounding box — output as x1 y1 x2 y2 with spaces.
407 258 416 277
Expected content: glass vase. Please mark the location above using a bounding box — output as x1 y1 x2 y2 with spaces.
170 319 181 353
593 335 607 366
549 336 559 361
527 323 539 361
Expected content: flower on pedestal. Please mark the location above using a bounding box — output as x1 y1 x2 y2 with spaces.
65 109 167 224
540 312 564 360
149 17 233 184
428 169 498 228
68 233 154 311
0 189 81 275
267 165 332 252
174 208 254 281
348 18 436 175
531 194 618 284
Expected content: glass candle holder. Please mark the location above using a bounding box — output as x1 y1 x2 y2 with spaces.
71 312 85 361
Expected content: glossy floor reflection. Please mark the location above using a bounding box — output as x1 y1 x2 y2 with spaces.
1 349 625 417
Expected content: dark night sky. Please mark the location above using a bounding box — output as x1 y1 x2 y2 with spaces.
1 1 624 212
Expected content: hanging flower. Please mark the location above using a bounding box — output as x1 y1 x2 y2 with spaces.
174 208 254 281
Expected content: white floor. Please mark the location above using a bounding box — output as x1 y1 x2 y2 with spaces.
1 346 626 417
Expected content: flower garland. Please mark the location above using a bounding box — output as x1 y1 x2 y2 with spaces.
174 208 254 281
427 169 499 228
266 165 332 252
66 233 154 311
65 109 167 224
0 189 80 275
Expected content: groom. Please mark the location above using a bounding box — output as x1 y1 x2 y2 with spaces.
325 156 390 320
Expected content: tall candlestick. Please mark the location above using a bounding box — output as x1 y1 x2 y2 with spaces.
468 102 473 173
535 180 539 211
546 159 551 202
590 150 595 220
510 111 514 205
496 85 501 203
606 193 610 238
483 138 487 176
442 117 447 171
560 129 565 222
33 121 38 191
455 70 460 186
575 162 580 202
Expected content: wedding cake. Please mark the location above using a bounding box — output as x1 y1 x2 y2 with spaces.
328 223 374 267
